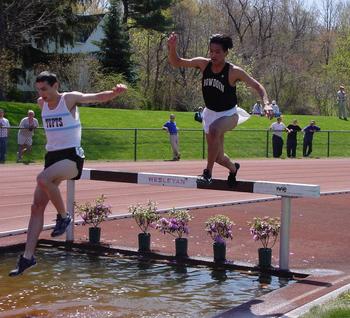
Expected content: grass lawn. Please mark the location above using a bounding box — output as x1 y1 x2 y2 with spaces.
300 291 350 318
1 101 350 162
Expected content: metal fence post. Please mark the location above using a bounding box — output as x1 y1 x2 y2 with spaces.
279 196 292 271
134 128 138 162
66 180 75 242
266 130 269 158
327 131 330 157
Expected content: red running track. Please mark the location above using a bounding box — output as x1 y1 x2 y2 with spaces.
0 158 349 233
1 158 350 317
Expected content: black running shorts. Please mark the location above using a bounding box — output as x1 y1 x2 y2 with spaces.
44 147 85 180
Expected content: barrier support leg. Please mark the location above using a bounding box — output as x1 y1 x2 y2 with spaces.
66 180 75 242
279 196 291 271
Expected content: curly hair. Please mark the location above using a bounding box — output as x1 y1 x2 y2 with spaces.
209 34 233 51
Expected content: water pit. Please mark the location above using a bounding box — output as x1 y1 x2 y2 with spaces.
0 245 294 318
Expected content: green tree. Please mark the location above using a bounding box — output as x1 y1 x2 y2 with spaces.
328 30 350 83
0 0 95 52
0 0 95 99
121 0 173 31
98 0 135 83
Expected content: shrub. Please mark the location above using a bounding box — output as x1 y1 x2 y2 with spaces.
129 200 159 233
75 194 112 228
205 214 234 244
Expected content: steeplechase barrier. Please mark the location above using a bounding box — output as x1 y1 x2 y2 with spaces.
66 168 320 271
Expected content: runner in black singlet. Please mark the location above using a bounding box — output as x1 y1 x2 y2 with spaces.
168 32 270 185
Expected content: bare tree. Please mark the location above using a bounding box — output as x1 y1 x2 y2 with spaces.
0 1 56 51
319 0 343 64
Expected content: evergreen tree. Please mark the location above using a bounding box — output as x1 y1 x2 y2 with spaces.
123 0 174 32
98 0 135 83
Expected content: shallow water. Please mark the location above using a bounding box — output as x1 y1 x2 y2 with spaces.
0 248 291 318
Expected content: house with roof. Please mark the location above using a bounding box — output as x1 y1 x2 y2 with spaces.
17 14 106 93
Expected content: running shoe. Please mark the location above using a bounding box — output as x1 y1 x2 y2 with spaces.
197 169 212 184
227 163 240 187
51 214 71 237
9 255 36 276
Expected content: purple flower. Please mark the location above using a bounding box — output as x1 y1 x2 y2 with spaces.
75 195 112 228
248 216 281 248
205 215 234 243
156 209 192 238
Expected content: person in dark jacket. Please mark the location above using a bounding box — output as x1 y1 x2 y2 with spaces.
286 119 302 158
302 120 321 157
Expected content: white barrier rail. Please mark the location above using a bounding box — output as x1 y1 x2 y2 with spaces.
66 168 321 271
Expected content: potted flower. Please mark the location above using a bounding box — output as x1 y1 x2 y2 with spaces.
75 194 112 244
156 208 192 258
129 200 160 252
205 214 233 263
248 216 281 268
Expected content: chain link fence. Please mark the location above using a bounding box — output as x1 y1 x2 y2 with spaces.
1 127 350 163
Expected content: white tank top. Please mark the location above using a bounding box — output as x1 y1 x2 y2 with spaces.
41 94 82 151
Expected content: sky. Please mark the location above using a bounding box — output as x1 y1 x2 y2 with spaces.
303 0 322 9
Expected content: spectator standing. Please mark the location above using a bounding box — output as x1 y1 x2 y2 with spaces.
337 85 347 120
17 110 39 162
252 100 264 116
302 120 321 157
286 119 302 158
163 114 180 161
270 117 288 158
194 106 203 123
271 100 281 117
0 109 10 163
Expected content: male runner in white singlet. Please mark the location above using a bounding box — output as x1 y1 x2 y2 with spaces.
10 71 127 276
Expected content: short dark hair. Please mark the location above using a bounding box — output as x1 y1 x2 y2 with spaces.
209 34 233 51
35 71 58 86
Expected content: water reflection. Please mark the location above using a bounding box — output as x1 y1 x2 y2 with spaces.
0 248 292 318
211 269 228 282
258 273 272 285
172 264 188 275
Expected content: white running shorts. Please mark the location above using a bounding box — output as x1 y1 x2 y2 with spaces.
202 106 250 133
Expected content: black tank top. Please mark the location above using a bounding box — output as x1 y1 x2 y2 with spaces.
202 62 237 112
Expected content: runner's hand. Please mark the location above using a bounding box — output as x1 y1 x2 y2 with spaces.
113 84 128 96
167 32 177 49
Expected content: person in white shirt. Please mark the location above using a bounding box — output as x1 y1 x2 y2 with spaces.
270 116 289 158
9 71 127 276
337 85 347 120
17 110 39 162
271 100 281 117
0 109 10 163
252 100 264 116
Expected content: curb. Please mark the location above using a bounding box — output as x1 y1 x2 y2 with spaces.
282 283 350 317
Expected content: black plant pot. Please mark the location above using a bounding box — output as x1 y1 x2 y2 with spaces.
89 227 101 244
138 232 151 252
213 242 226 263
175 237 188 258
258 248 272 268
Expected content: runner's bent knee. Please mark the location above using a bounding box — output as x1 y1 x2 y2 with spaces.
36 173 51 190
